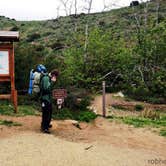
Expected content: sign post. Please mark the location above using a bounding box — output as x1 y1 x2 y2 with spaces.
0 31 19 113
52 89 67 109
102 81 106 117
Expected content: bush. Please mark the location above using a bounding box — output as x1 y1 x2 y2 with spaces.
127 86 151 101
141 109 160 120
160 129 166 137
98 20 106 26
135 104 144 111
52 108 73 120
64 93 92 111
78 96 91 111
26 33 41 42
18 95 40 110
126 86 166 104
146 97 166 104
76 111 97 122
0 104 39 116
50 42 65 50
122 116 165 128
0 104 14 116
122 117 145 127
52 106 97 122
64 94 78 110
10 26 19 31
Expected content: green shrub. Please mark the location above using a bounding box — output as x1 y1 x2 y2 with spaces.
0 104 40 117
10 26 19 31
135 104 144 111
26 33 41 42
146 97 165 104
78 96 91 111
0 104 14 116
160 128 166 137
123 117 145 127
122 116 166 128
18 105 40 116
64 94 78 110
64 93 92 111
127 86 150 101
18 95 40 110
160 115 166 121
52 107 97 122
76 111 97 122
52 108 73 120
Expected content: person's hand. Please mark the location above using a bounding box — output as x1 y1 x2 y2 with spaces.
51 76 56 82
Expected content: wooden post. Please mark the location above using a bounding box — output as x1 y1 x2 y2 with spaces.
0 31 19 113
12 90 18 113
102 81 106 117
11 43 17 113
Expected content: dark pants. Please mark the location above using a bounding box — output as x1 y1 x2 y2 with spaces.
41 100 52 130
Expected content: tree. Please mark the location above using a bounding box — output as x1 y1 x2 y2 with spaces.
129 1 166 98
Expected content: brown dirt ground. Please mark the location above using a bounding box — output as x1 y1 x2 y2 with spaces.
0 115 166 156
0 94 166 165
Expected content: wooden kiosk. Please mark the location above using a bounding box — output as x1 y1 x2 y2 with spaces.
0 31 19 112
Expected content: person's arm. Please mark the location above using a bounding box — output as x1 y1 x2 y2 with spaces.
41 76 51 95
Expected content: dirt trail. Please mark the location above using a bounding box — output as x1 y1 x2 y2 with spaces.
0 115 165 166
91 93 166 115
0 93 165 165
0 132 165 166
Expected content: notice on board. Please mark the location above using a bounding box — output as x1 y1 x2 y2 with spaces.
0 51 9 75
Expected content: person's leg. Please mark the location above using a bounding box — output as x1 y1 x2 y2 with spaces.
48 103 52 128
44 101 52 131
41 101 49 131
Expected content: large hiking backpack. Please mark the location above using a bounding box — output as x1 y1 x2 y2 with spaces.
28 64 47 95
33 71 42 94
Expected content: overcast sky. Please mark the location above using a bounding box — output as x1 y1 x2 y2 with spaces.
0 0 145 21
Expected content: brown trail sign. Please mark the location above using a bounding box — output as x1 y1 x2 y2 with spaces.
52 89 67 109
52 89 67 99
0 31 19 112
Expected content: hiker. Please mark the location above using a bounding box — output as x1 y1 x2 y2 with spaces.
40 67 59 134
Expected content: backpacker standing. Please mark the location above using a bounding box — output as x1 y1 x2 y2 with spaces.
39 67 59 134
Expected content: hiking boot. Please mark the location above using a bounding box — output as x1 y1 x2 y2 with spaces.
42 129 51 134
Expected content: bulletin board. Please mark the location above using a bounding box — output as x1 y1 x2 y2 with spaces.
0 50 9 75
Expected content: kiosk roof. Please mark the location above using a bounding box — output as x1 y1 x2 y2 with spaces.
0 31 19 42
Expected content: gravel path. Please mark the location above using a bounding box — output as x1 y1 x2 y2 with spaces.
0 132 165 166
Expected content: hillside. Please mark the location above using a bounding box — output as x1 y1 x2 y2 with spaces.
0 0 166 102
0 1 165 47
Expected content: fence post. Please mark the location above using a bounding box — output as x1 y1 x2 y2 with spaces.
102 81 106 117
